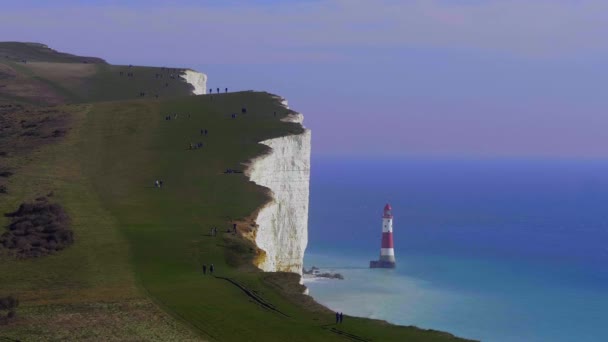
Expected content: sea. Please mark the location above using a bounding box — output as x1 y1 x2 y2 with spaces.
303 157 608 342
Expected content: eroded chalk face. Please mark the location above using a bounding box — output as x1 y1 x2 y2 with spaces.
247 101 311 275
248 130 311 275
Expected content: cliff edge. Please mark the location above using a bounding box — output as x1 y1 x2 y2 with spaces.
247 99 311 275
180 69 207 95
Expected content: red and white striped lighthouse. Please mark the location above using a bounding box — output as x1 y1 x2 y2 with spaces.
370 203 396 268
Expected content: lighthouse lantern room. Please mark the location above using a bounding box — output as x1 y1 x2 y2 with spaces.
370 203 396 268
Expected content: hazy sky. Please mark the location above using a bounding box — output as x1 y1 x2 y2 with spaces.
2 0 608 159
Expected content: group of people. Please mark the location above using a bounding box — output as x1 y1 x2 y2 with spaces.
223 168 242 174
335 312 345 324
202 263 214 275
209 88 228 94
138 91 160 98
154 179 164 188
228 107 248 119
187 128 209 149
165 113 190 121
190 142 204 150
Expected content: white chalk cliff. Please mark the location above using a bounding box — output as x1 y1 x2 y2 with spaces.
180 69 207 95
247 100 311 275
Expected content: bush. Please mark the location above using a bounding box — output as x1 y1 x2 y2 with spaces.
0 296 19 324
1 197 73 258
0 295 18 310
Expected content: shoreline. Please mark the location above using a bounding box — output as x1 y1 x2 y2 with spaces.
243 97 472 340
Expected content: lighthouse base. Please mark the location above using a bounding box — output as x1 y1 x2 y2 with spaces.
369 260 396 269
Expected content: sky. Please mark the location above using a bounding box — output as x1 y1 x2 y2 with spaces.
2 0 608 159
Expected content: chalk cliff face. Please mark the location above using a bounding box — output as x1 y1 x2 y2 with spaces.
247 102 311 275
180 70 207 95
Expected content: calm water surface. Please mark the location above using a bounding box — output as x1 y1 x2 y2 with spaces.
304 157 608 342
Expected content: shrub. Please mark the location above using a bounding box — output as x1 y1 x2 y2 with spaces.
1 198 72 258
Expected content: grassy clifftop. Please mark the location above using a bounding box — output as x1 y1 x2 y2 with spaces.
0 42 107 64
0 42 193 106
0 43 473 341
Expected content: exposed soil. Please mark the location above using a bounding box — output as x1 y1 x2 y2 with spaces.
0 102 71 196
0 62 69 106
0 103 71 154
1 197 73 258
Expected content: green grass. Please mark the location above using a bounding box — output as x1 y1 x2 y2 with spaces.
4 59 83 103
84 64 195 102
0 42 473 341
1 91 472 341
0 41 106 63
0 58 195 105
65 92 468 341
0 105 200 341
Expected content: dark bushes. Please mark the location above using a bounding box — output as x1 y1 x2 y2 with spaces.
0 295 18 325
0 296 18 310
0 197 73 258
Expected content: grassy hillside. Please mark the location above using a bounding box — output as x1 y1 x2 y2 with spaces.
0 42 106 64
0 43 473 341
1 42 194 106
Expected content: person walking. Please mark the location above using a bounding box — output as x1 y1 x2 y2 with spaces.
339 312 344 323
210 264 214 274
335 312 339 324
202 264 207 275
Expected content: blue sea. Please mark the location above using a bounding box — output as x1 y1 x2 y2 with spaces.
304 157 608 342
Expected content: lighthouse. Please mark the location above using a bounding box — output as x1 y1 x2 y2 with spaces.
370 203 396 268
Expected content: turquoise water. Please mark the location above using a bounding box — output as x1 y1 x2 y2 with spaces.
304 157 608 342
